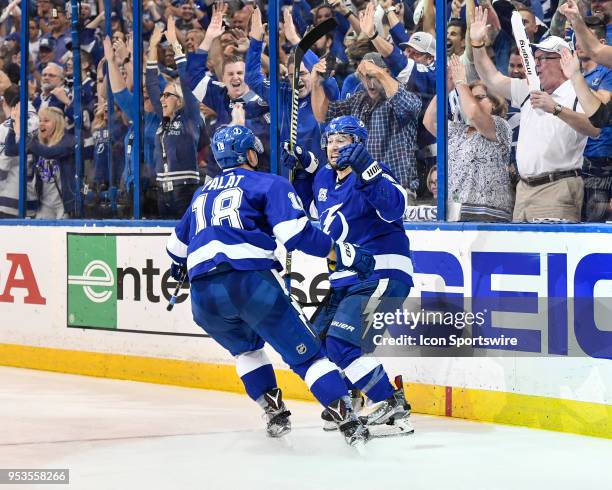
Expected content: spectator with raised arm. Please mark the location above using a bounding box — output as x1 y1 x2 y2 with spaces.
0 85 39 218
358 2 436 197
6 105 77 219
561 0 612 67
98 36 157 215
245 5 339 187
42 3 71 64
184 4 269 173
311 42 422 197
424 56 513 221
561 49 612 128
471 6 600 222
560 47 612 222
147 19 202 219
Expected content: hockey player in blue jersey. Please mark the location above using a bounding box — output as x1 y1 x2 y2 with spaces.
166 124 373 446
282 115 414 435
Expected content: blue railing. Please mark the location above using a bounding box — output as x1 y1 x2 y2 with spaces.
8 0 610 232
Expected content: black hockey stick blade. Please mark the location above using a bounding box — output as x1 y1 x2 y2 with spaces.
289 17 338 155
298 17 338 53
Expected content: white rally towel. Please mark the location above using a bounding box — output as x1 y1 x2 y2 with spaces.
511 11 541 92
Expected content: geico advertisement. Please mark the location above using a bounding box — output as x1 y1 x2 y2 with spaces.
292 231 612 360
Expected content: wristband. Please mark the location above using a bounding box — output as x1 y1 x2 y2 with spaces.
172 42 183 56
344 10 354 18
471 41 485 48
368 31 378 41
361 161 382 182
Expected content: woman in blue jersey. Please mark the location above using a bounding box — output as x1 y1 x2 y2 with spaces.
7 105 77 219
147 21 202 219
102 36 161 217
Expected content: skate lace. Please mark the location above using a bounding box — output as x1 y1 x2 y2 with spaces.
263 403 291 424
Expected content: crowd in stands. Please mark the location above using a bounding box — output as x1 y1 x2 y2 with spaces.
0 0 609 222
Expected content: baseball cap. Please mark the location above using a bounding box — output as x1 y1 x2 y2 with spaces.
39 37 56 51
531 36 571 54
400 31 436 57
6 32 20 43
362 52 386 69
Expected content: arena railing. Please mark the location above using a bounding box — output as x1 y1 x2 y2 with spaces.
9 0 609 230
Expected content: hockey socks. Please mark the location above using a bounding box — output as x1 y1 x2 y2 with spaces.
293 355 349 407
350 364 394 403
235 349 277 402
326 336 394 403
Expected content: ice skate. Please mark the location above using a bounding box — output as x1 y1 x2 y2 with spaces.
321 388 364 431
326 398 370 447
262 388 291 438
359 376 414 436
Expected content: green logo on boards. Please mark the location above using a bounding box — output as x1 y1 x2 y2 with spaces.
67 235 117 328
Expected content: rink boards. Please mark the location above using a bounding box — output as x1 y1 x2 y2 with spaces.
0 222 611 438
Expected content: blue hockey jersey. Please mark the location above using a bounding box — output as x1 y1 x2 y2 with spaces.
309 164 414 288
167 168 333 281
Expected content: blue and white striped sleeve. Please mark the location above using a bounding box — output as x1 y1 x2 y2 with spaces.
166 208 191 265
264 178 333 258
356 164 407 223
185 52 211 102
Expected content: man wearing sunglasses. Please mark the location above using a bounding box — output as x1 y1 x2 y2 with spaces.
471 6 600 223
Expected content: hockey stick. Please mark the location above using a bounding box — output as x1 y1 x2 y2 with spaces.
166 270 188 311
285 17 338 295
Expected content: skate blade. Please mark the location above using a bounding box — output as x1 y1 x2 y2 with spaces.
322 422 338 432
276 434 294 449
267 426 292 439
368 419 415 439
352 439 368 456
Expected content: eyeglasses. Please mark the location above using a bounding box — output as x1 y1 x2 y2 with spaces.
534 55 561 64
161 92 179 99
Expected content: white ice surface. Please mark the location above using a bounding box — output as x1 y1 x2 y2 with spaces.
0 366 609 490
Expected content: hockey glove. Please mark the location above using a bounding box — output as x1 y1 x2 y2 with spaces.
170 262 187 282
281 141 318 173
329 242 376 280
336 143 382 184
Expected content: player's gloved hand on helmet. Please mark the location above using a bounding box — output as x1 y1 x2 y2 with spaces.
281 141 318 173
329 242 376 280
336 143 382 184
170 262 187 282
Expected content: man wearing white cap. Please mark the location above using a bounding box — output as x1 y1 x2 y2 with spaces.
471 6 600 222
399 31 436 67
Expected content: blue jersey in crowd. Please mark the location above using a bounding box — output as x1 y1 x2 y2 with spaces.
146 54 202 188
184 52 271 172
306 163 413 288
167 167 333 281
245 38 339 170
584 64 612 159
